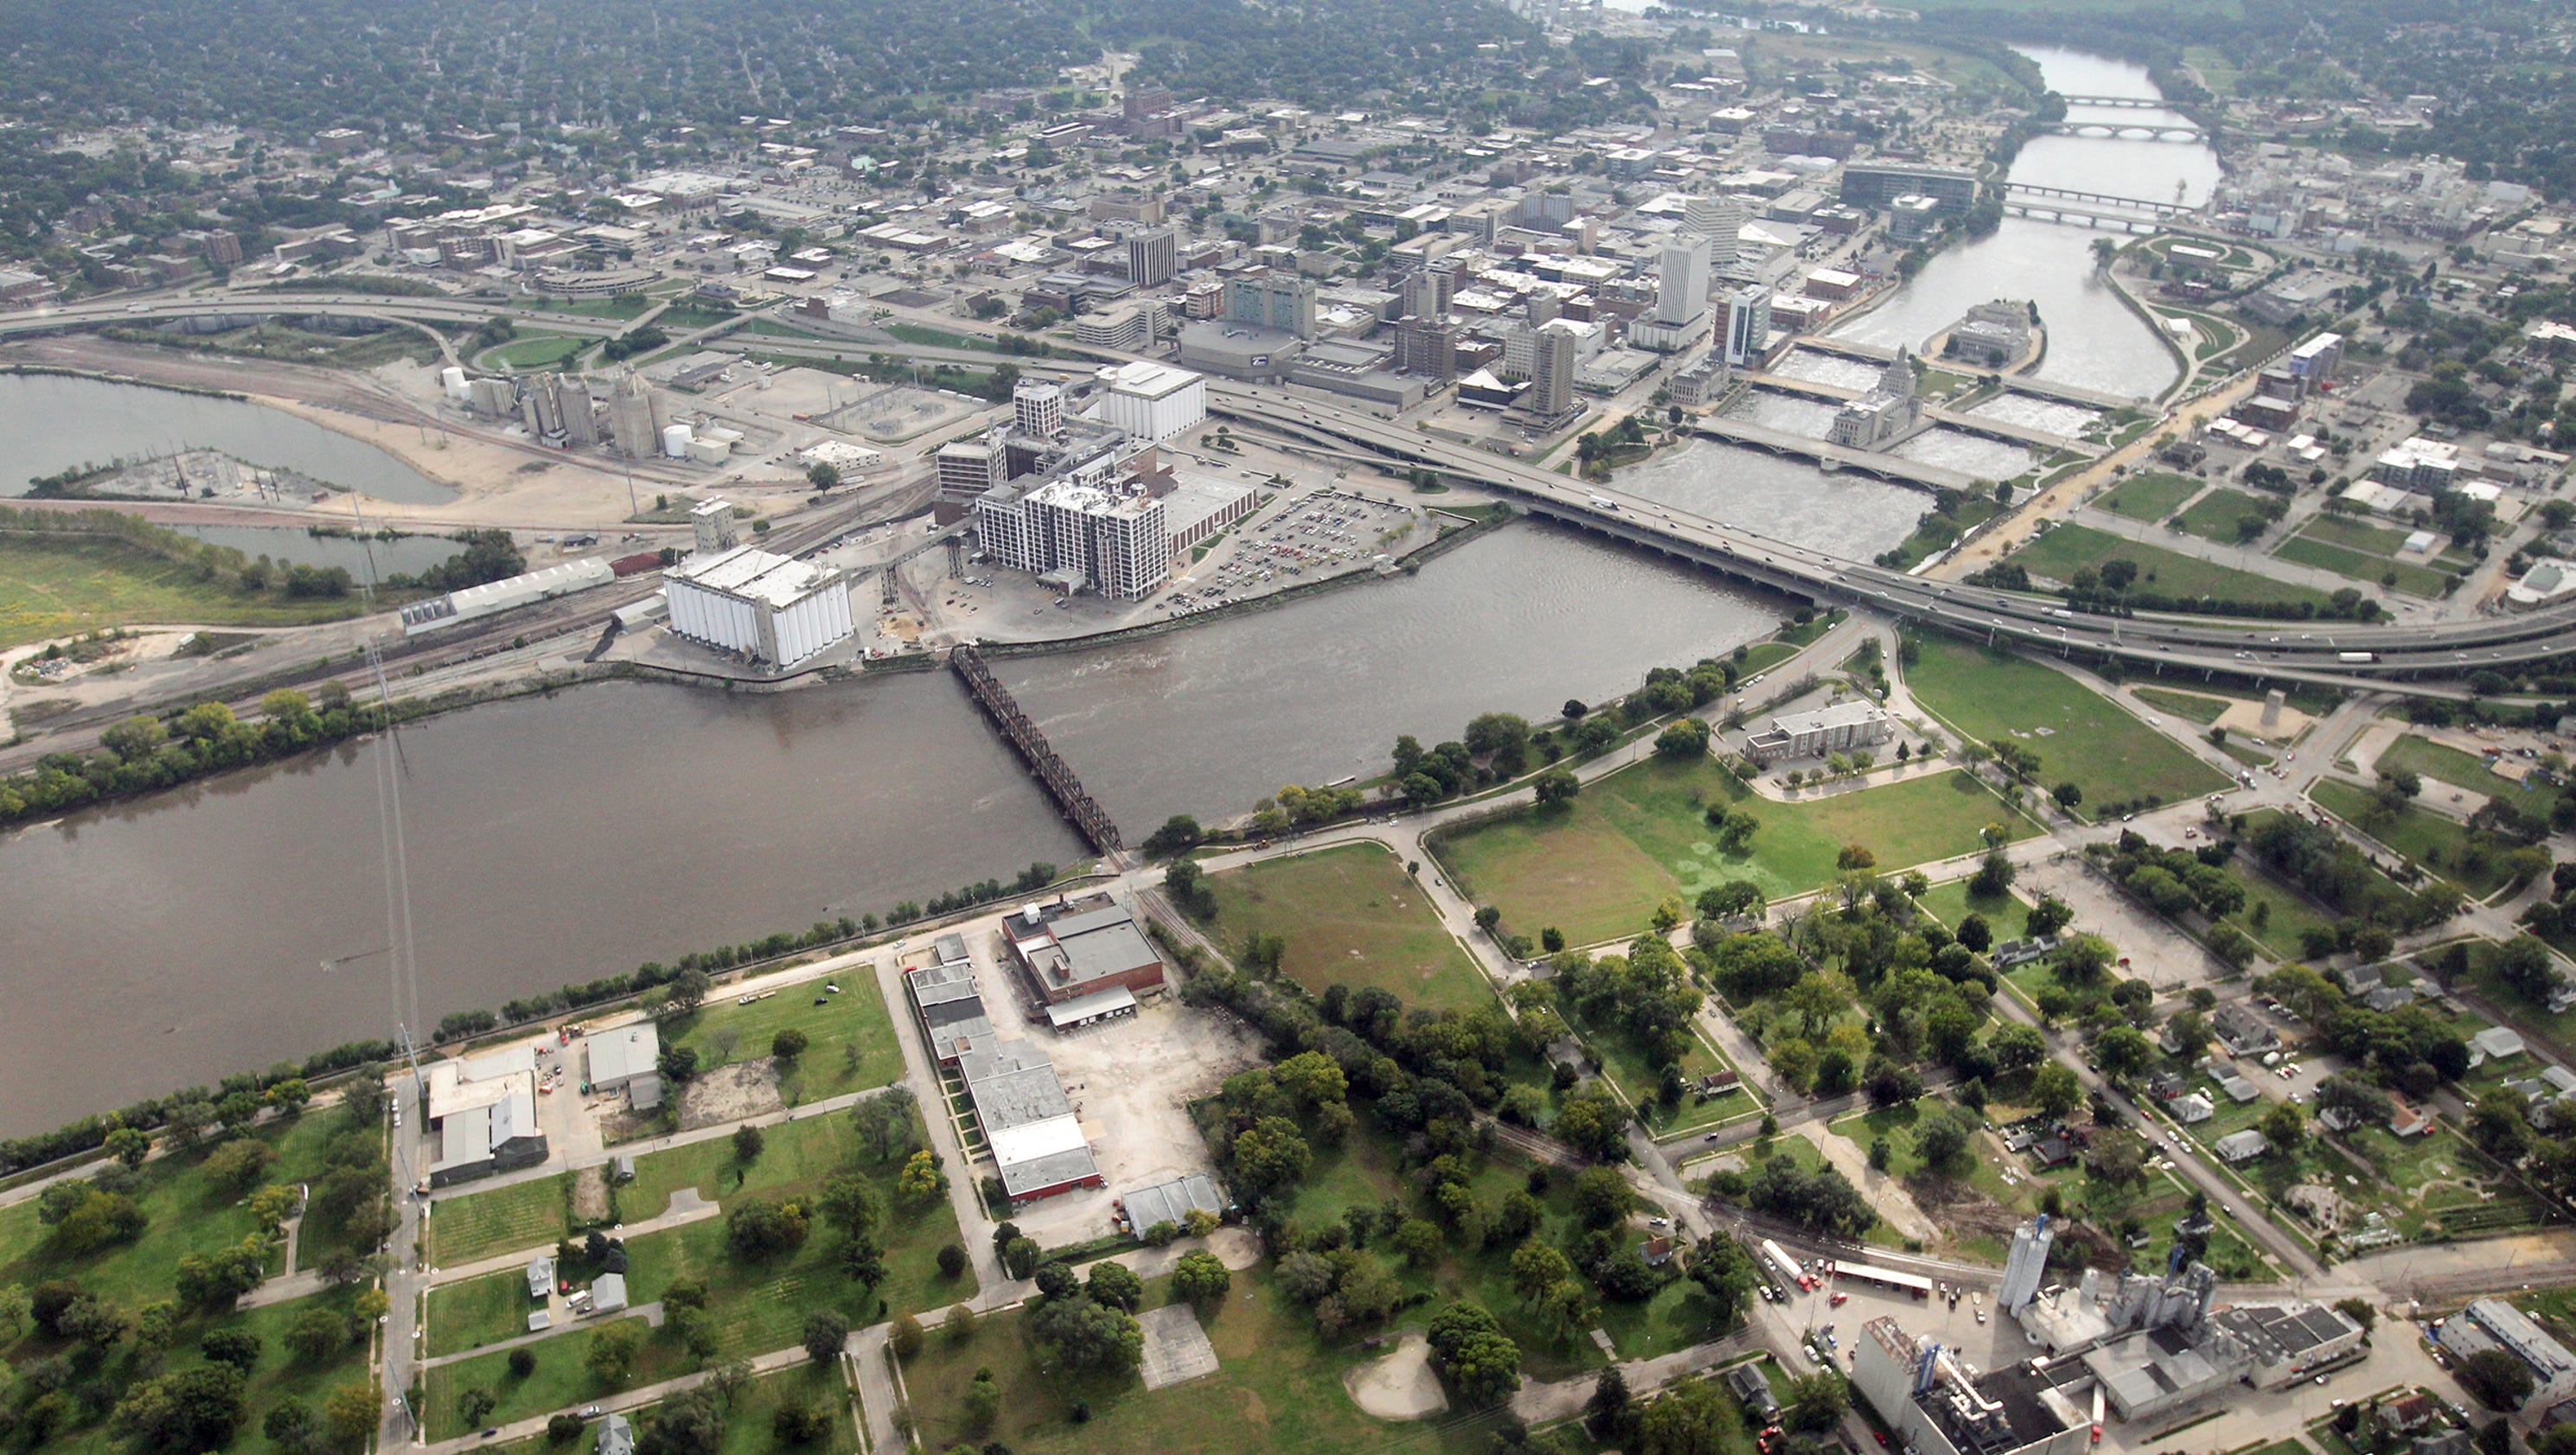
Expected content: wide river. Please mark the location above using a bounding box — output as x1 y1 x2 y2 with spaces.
0 47 2216 1135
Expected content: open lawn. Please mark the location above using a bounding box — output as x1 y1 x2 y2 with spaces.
0 1110 379 1311
2173 488 2276 545
1202 842 1494 1014
2095 472 2202 521
427 1174 572 1267
1436 755 2029 947
534 295 655 321
2310 779 2515 896
2272 534 2452 599
1912 877 2029 938
2226 863 2340 961
1903 635 2229 810
2375 735 2564 821
484 335 589 371
664 973 904 1106
426 1267 545 1358
619 1106 973 1337
425 1316 671 1439
2130 686 2231 725
0 533 376 648
902 1267 1510 1455
2008 523 2333 610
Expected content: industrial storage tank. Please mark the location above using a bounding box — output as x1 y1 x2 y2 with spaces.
662 423 694 459
440 366 469 400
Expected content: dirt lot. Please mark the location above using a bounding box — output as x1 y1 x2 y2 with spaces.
1000 993 1263 1247
674 1059 784 1130
2015 855 2225 992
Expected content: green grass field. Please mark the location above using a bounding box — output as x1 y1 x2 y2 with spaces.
426 1175 572 1267
2129 686 2231 725
2272 534 2452 599
483 335 589 371
0 533 377 648
425 1316 668 1439
2374 734 2562 820
2173 488 2275 545
2227 864 2339 960
1202 842 1494 1013
665 973 904 1106
2311 779 2515 895
1436 755 2028 947
583 1363 857 1455
2009 523 2332 609
620 1105 973 1331
1903 635 2230 809
426 1267 545 1358
1911 876 2028 938
2095 472 2202 522
0 1111 374 1311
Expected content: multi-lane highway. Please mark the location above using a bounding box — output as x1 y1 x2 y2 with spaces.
1206 380 2574 694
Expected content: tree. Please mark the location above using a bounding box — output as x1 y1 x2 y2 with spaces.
284 1303 348 1363
1394 1218 1445 1267
1511 1241 1579 1308
323 1382 380 1449
805 461 841 492
1426 1302 1522 1406
898 1149 948 1201
1030 1294 1143 1372
802 1310 849 1363
1551 1087 1633 1162
201 1327 263 1374
2459 1347 2536 1409
1173 1249 1231 1303
725 1198 809 1259
774 1400 831 1445
936 1242 968 1278
2095 1026 2152 1081
733 1124 765 1164
1783 1372 1850 1433
1534 768 1580 807
114 1365 248 1452
2260 1101 2307 1156
1656 718 1711 760
668 967 713 1011
1087 1259 1145 1311
771 1029 809 1060
635 1387 725 1455
509 1347 538 1379
2030 1063 2082 1120
586 1319 642 1385
890 1311 925 1360
105 1126 150 1168
204 1137 278 1195
1571 1165 1634 1228
548 1413 587 1445
1141 814 1204 858
459 1388 498 1428
1230 1116 1313 1196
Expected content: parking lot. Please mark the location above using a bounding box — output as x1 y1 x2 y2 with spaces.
1161 488 1432 615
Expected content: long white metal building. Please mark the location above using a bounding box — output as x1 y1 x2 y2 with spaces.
663 545 853 666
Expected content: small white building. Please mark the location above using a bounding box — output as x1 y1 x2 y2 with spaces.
664 545 853 666
1745 700 1895 763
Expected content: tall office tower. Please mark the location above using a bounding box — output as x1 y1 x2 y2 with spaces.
1126 227 1178 287
1720 282 1773 367
1656 233 1713 326
1686 195 1748 270
1531 325 1576 418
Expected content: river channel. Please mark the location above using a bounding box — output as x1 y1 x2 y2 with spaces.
0 371 457 505
0 524 1775 1133
0 45 2220 1135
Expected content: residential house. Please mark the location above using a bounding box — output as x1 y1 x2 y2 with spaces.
2214 1129 2270 1163
2212 1004 2280 1057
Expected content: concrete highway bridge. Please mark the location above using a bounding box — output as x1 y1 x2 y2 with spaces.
1201 380 2573 696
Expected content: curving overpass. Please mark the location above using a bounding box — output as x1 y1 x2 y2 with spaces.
1204 380 2575 696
